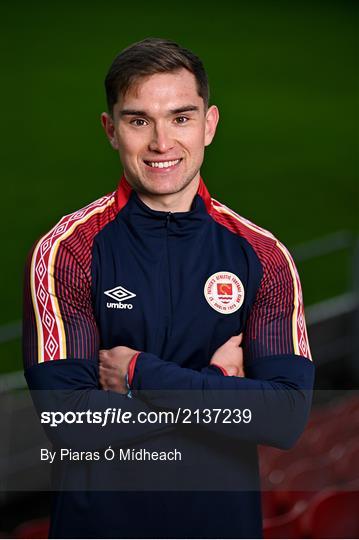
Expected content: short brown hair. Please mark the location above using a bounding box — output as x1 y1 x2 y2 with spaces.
105 38 209 114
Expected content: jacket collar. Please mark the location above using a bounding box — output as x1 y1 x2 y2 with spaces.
115 174 212 237
115 174 212 215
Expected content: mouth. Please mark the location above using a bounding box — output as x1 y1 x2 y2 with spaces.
143 158 183 171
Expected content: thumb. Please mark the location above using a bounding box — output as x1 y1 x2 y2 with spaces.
231 333 243 345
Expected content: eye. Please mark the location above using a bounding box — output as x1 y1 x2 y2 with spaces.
130 118 148 127
175 116 189 124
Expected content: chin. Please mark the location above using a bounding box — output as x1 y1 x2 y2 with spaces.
140 179 186 196
128 170 197 198
145 187 180 197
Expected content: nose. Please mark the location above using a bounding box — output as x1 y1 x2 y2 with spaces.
148 123 175 153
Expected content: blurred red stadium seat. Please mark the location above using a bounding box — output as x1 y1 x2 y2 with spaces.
267 456 336 510
263 500 307 539
260 395 359 533
261 490 278 519
332 394 359 417
302 489 359 539
13 517 49 539
331 439 359 483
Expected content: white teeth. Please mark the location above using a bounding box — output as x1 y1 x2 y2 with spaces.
147 159 180 168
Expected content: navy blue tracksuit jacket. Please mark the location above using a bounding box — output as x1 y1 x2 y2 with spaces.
23 176 314 538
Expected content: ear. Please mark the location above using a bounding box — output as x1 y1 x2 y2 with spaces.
204 105 220 147
101 112 119 150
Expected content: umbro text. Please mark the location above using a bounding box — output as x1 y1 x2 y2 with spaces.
106 302 133 310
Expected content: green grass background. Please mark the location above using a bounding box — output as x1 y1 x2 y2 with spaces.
0 0 357 372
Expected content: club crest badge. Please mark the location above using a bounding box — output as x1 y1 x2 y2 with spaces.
204 271 245 314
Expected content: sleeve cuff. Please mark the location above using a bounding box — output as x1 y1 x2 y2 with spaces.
128 352 141 387
209 363 229 376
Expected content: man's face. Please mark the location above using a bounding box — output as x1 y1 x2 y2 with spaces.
102 69 219 198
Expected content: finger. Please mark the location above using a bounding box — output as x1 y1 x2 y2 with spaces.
99 366 113 377
99 367 110 386
230 333 243 345
98 351 108 364
99 356 114 368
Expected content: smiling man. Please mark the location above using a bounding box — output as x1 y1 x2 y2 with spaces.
23 38 314 539
101 57 218 211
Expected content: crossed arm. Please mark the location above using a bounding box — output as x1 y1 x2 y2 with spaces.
99 334 314 450
99 333 245 393
24 239 314 451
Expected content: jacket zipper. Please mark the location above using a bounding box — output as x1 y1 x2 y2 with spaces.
165 212 173 339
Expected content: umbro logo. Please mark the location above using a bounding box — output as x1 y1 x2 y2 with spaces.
104 285 136 310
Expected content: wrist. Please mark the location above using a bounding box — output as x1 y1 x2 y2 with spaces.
128 351 141 387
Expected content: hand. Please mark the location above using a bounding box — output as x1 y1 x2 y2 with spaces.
99 346 138 393
210 333 245 377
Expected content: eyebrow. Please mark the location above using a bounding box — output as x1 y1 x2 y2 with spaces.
119 105 200 117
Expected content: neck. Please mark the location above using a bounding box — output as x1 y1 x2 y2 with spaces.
137 175 200 213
